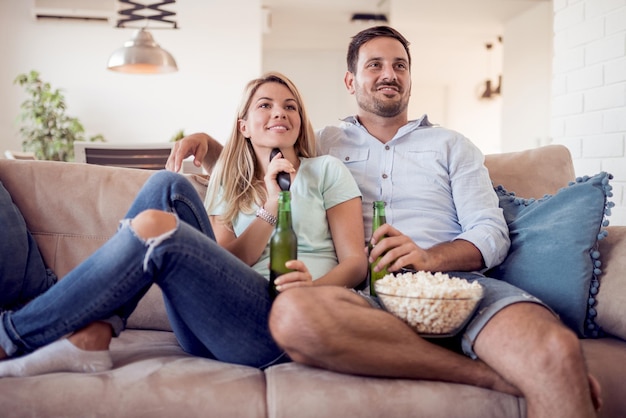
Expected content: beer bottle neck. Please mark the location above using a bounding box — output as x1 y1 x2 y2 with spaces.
277 191 292 228
372 201 386 229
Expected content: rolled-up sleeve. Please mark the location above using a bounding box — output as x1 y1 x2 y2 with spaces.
450 139 510 269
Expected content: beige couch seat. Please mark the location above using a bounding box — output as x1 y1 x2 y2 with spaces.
0 145 625 418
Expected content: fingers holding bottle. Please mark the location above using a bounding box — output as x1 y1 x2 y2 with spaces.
369 223 425 273
272 260 312 292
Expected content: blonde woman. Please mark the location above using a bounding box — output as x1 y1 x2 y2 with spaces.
0 72 366 376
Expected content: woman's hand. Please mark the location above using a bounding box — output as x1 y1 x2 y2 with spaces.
263 151 295 201
273 260 313 292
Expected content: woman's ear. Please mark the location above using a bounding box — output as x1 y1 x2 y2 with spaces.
238 119 249 138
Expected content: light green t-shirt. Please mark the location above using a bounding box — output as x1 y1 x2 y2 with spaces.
209 155 361 280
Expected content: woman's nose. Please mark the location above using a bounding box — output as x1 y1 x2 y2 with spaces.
273 109 287 118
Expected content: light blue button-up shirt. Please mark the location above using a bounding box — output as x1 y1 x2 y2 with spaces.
316 114 510 270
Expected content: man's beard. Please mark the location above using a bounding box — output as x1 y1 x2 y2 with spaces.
355 83 409 118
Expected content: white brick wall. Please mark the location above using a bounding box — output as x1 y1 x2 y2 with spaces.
605 57 626 83
552 0 626 225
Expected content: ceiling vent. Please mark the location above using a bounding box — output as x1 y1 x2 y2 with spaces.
350 13 388 23
32 0 116 22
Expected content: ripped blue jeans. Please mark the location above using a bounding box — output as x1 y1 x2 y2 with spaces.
0 171 285 368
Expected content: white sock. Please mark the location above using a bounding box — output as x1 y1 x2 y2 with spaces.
0 338 112 377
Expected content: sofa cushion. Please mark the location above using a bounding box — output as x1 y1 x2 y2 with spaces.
0 330 268 418
486 172 613 338
265 362 524 418
596 226 626 341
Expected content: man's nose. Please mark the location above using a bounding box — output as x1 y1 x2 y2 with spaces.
381 65 397 82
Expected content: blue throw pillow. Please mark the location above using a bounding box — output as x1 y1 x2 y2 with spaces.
486 172 613 337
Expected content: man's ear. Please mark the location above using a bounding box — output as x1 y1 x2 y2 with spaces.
344 71 356 95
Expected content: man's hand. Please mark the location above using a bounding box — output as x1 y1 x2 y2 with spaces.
369 224 485 273
369 223 426 273
165 132 223 173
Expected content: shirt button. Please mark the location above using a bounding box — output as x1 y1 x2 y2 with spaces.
385 145 390 150
345 156 350 161
382 174 388 179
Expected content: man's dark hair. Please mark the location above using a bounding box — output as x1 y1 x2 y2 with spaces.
346 26 412 73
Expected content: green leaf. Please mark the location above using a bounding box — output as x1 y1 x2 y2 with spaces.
13 70 106 161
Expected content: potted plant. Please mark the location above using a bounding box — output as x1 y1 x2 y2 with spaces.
14 70 105 161
170 129 185 142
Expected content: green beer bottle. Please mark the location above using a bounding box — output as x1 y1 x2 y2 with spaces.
269 191 298 299
369 200 389 296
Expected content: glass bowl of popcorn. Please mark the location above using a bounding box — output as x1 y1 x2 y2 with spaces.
374 271 484 338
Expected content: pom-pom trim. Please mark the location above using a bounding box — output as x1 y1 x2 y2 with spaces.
494 171 613 338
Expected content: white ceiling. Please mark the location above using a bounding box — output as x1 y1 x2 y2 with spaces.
263 0 549 24
262 0 551 50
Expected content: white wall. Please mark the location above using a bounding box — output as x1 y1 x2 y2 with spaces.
263 49 353 130
0 0 262 153
263 6 509 154
501 2 554 152
262 14 372 130
391 5 507 154
1 0 557 161
552 0 626 225
0 0 560 163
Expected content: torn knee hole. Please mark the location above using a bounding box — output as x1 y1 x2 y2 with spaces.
131 209 177 239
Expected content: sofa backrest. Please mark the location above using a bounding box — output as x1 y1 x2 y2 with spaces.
0 160 154 277
484 144 575 198
0 145 576 277
0 144 576 330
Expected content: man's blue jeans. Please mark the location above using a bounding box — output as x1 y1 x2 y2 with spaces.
0 171 286 369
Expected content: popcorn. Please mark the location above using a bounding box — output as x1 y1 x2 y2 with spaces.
375 271 483 336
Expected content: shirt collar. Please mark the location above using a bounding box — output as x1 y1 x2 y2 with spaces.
341 114 435 141
341 114 434 128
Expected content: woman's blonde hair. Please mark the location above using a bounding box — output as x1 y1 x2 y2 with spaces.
206 72 316 227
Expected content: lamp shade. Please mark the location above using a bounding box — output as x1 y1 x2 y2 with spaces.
107 28 177 74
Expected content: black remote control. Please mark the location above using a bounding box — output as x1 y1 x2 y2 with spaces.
270 148 291 191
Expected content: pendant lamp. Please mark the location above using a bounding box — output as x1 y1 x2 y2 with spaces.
107 28 177 74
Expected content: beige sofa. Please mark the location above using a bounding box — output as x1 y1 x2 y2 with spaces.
0 145 625 418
